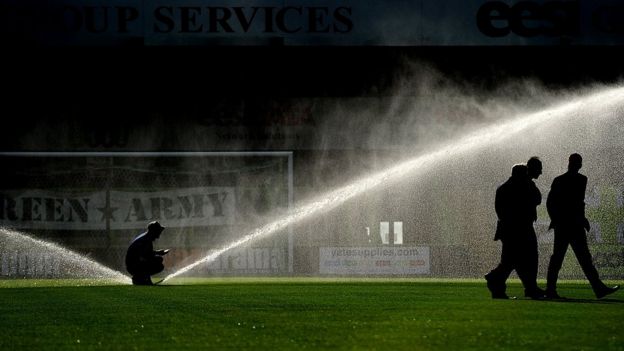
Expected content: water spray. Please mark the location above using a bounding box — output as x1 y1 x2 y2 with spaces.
0 227 131 284
161 85 624 283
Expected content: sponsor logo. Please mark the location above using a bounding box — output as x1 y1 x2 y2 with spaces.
477 1 580 37
319 246 430 275
477 1 624 38
0 3 353 35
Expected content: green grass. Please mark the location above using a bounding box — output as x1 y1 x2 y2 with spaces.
0 278 622 350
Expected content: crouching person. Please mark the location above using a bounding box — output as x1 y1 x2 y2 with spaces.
126 221 169 285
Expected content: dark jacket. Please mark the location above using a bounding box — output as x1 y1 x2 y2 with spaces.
546 171 588 229
528 180 541 222
125 232 156 269
494 176 536 240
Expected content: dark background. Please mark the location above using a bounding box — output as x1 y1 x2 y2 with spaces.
4 45 624 152
2 2 624 277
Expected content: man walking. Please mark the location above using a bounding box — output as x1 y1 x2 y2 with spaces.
524 157 546 298
545 153 620 299
485 163 544 299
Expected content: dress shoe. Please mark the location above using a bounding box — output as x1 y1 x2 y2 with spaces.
485 275 507 299
595 285 620 299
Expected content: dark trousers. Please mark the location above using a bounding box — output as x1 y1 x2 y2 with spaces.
127 256 164 279
546 227 605 293
486 231 540 294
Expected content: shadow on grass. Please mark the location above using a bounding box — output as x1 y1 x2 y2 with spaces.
543 297 624 304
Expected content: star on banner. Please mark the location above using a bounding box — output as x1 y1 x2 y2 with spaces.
97 204 119 222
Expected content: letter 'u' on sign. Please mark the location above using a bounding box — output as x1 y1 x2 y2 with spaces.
380 221 403 245
393 222 403 245
380 222 390 245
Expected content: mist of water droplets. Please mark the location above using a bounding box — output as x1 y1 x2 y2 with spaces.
161 85 624 283
0 227 131 284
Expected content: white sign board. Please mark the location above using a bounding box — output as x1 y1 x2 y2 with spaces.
319 246 430 275
0 187 235 230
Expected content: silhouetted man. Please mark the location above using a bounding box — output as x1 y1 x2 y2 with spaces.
524 156 546 298
485 163 544 299
545 153 620 299
125 221 169 285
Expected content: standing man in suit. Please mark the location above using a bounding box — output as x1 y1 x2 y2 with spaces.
524 157 546 298
485 163 544 299
545 153 620 299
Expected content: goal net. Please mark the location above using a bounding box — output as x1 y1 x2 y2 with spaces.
0 152 293 278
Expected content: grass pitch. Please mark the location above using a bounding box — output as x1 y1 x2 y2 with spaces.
0 278 622 350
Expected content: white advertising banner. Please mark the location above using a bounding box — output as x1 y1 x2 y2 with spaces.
110 187 235 229
0 187 235 230
0 190 104 230
319 246 430 275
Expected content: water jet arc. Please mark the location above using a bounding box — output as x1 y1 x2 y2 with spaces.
0 227 131 284
161 85 624 283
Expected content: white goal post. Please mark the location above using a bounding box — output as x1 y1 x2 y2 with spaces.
0 151 295 274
